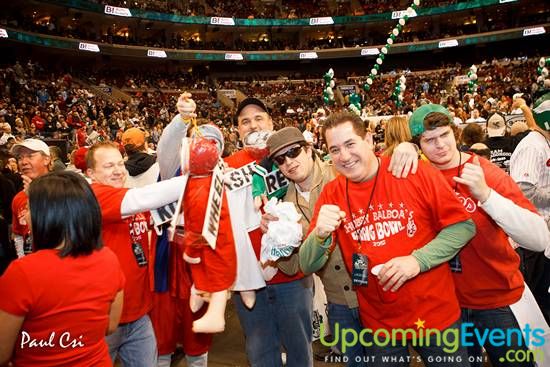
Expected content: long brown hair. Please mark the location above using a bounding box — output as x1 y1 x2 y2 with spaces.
383 116 412 156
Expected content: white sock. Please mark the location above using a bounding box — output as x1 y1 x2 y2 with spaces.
157 353 172 367
186 352 208 367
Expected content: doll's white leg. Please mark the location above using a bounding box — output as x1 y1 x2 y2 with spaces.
192 290 228 333
239 290 256 309
189 285 206 313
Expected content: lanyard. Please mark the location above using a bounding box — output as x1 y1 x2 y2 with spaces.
345 158 380 251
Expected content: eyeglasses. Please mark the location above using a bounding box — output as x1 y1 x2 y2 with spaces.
273 146 303 165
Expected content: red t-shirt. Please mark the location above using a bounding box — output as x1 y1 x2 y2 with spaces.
183 176 236 292
310 157 471 333
225 149 304 285
0 247 124 367
91 183 152 323
11 190 29 237
439 155 529 309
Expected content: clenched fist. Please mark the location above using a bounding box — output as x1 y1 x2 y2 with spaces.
315 204 346 239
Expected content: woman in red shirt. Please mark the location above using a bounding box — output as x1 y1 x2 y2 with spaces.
0 171 125 367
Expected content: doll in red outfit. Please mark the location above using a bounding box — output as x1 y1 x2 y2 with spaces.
180 122 237 333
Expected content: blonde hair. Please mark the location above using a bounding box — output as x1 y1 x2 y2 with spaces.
383 116 412 156
86 141 120 170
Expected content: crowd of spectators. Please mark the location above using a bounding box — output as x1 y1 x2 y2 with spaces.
90 0 447 18
357 0 459 15
0 55 542 165
4 8 546 53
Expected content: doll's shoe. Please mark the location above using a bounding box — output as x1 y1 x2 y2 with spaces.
240 290 256 309
192 291 227 333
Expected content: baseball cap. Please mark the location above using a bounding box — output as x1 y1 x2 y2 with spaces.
235 97 268 125
122 128 146 147
11 138 50 157
486 113 507 137
267 127 307 160
408 104 452 137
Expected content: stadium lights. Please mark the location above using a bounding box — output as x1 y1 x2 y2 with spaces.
438 39 459 48
0 28 8 38
309 17 334 26
299 52 318 59
225 53 243 60
523 27 545 36
361 48 380 56
104 5 132 17
147 50 167 58
78 42 100 52
211 17 235 26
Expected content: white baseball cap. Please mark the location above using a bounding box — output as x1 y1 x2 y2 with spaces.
486 113 506 138
11 138 50 157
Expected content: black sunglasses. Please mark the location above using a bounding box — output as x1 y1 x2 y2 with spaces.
273 146 303 165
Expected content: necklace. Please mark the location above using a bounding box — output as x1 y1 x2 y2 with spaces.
453 151 463 192
295 190 310 224
345 158 380 250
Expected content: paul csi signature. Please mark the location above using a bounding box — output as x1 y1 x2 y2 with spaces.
20 331 85 349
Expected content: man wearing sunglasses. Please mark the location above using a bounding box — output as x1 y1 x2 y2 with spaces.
263 127 367 366
225 98 315 367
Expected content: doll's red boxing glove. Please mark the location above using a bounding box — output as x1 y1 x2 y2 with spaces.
188 137 220 176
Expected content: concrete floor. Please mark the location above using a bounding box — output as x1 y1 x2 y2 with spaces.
170 301 343 367
146 301 491 367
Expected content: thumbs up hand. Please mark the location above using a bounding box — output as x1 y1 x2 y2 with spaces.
452 154 491 203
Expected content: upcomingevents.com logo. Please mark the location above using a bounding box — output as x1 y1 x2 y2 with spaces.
320 321 545 364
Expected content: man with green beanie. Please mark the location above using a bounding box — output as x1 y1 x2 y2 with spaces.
407 103 550 367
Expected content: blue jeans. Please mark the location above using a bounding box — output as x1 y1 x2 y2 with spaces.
233 276 314 367
363 320 471 367
327 303 368 367
105 314 158 367
461 307 534 367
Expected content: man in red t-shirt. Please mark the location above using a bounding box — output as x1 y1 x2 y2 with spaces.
10 139 52 258
407 104 550 367
85 141 187 367
303 112 476 366
30 111 45 131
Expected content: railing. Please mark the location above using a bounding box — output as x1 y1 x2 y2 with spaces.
36 0 514 27
3 24 547 62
